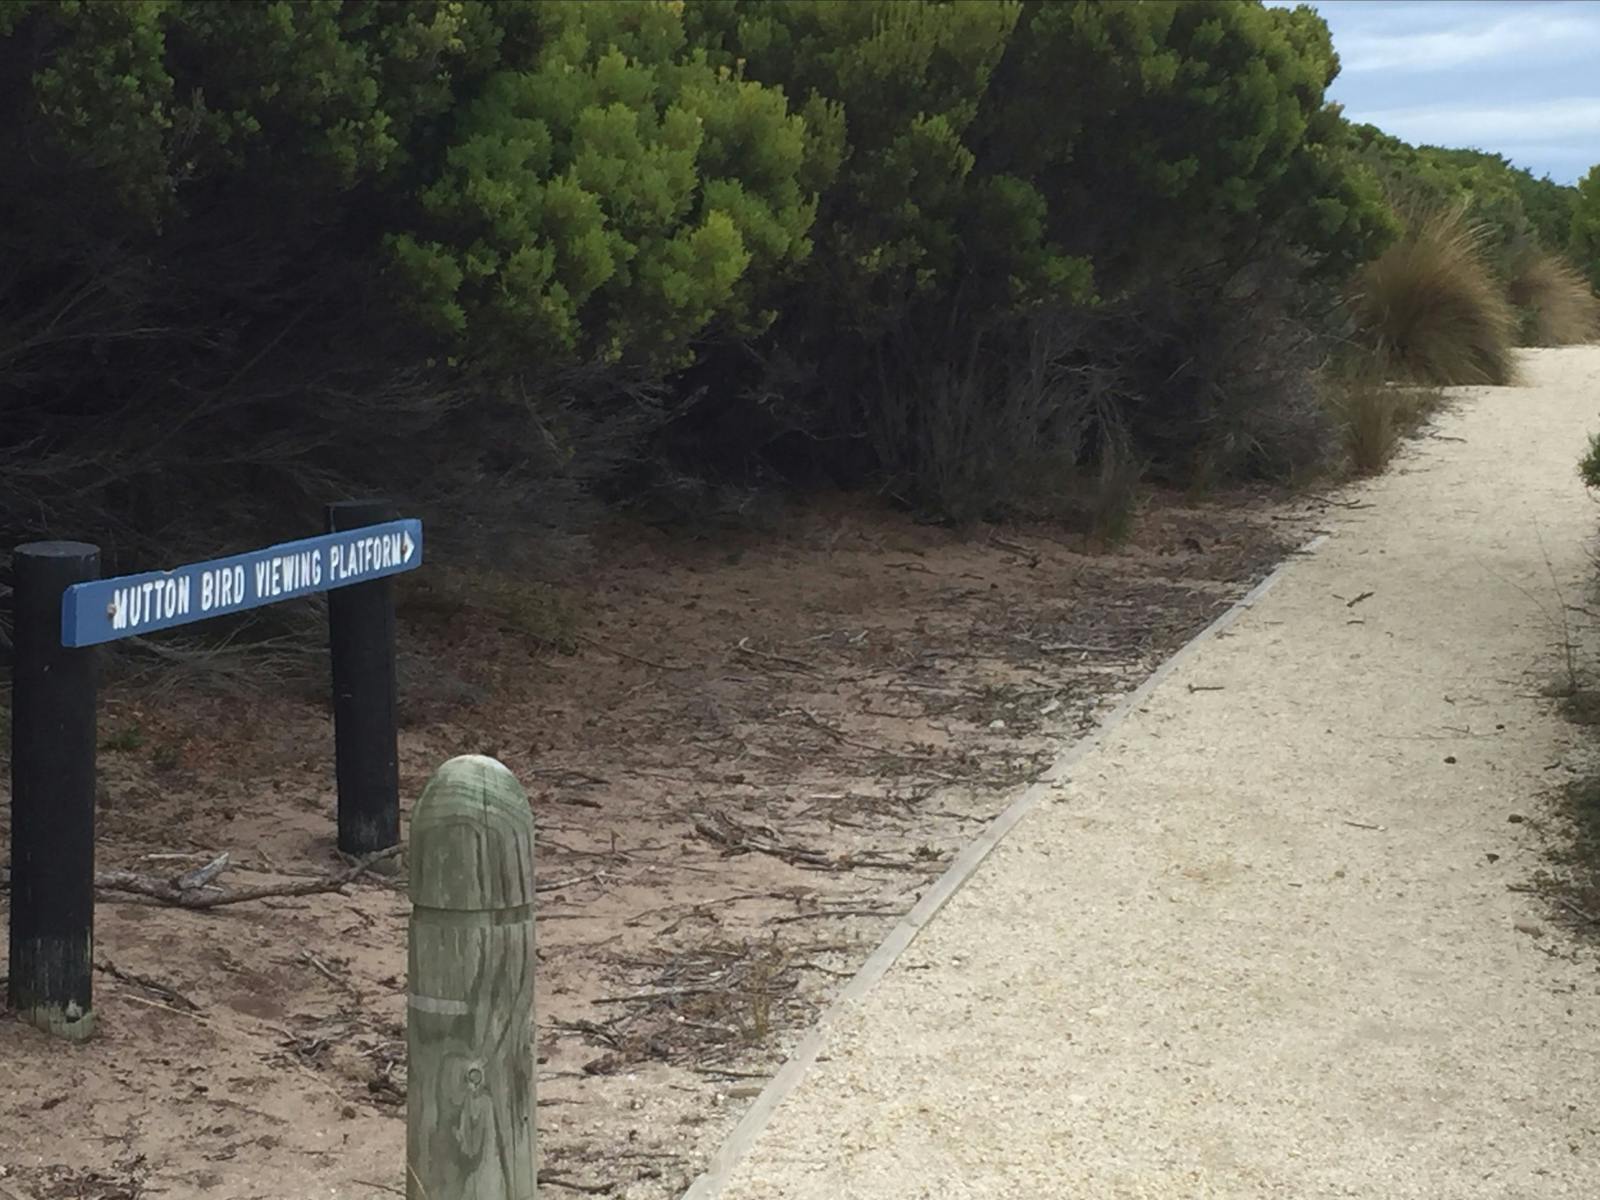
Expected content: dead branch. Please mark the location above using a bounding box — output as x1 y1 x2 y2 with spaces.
538 1173 616 1196
1558 897 1600 924
353 1181 406 1198
536 870 611 894
574 632 691 672
96 845 402 908
692 810 925 875
734 636 821 676
772 907 910 924
987 535 1040 566
795 707 964 783
94 959 201 1011
692 812 833 869
527 766 610 787
593 985 727 1005
177 852 232 891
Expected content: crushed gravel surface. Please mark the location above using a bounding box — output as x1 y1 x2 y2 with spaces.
699 348 1600 1200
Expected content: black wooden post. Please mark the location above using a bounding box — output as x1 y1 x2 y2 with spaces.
8 541 100 1041
326 500 401 855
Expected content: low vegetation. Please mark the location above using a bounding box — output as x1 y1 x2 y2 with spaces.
1334 381 1446 476
0 0 1594 620
1541 693 1600 935
1509 252 1600 346
1349 206 1518 387
1549 775 1600 927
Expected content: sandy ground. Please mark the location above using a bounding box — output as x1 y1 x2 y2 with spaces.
693 347 1600 1200
1 473 1309 1197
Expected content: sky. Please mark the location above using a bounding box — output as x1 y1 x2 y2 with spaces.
1272 0 1600 184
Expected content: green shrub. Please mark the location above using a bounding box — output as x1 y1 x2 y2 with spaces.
0 0 817 560
977 0 1394 292
393 1 820 372
1349 205 1518 386
1579 433 1600 490
0 0 523 556
687 0 1068 335
0 0 1490 560
678 0 1391 516
1352 129 1586 281
1573 165 1600 293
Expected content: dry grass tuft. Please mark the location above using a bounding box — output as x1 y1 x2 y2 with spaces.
1334 381 1444 476
1350 205 1518 386
1509 252 1600 346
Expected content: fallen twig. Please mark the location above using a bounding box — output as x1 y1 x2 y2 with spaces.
1346 590 1375 609
95 959 201 1011
177 852 232 891
298 948 347 989
988 536 1040 566
1558 897 1600 924
574 632 690 672
794 707 962 781
550 1018 624 1049
97 844 403 908
536 870 611 894
693 812 833 869
735 636 820 676
773 907 909 924
538 1173 616 1196
120 992 209 1022
527 766 610 787
593 985 724 1005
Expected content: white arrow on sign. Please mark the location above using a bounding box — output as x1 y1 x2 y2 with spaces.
403 530 416 563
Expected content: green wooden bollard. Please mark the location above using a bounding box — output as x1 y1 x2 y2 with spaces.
407 755 537 1200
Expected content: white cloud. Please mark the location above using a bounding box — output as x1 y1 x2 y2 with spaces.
1352 98 1600 146
1336 9 1600 73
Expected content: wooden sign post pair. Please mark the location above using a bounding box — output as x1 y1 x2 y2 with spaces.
8 516 540 1197
7 502 420 1039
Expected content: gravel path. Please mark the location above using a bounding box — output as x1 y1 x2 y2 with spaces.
688 348 1600 1200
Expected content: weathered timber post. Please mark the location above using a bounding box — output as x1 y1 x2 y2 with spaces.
327 499 402 855
407 755 537 1200
8 541 100 1040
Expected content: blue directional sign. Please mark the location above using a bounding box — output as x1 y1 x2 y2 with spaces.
60 519 423 647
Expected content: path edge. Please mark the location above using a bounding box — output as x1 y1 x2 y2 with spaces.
678 534 1329 1199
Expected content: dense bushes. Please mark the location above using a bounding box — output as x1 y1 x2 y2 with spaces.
391 1 822 372
0 0 566 564
1 0 1591 578
675 0 1392 514
1574 166 1600 294
1354 144 1600 391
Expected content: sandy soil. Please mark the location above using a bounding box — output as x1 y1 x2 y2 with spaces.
1 480 1316 1198
696 347 1600 1200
